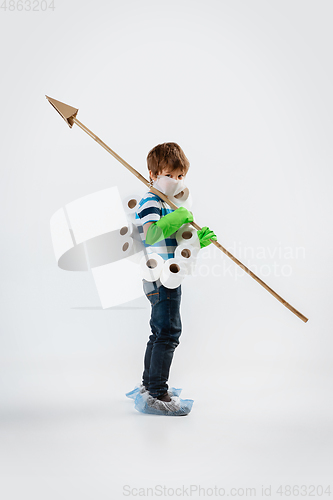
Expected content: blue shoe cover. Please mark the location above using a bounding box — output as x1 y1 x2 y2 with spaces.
126 384 182 400
134 391 194 416
170 387 182 397
125 384 144 400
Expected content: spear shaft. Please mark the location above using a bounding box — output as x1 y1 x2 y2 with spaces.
46 95 308 323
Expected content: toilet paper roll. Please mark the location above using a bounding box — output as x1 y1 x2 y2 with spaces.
118 237 134 257
122 219 143 246
174 243 199 275
122 193 142 218
175 223 201 249
170 187 193 210
140 252 165 282
160 258 188 289
175 186 190 201
119 220 134 238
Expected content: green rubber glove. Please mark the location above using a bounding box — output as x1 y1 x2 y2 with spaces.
197 226 217 248
145 207 194 245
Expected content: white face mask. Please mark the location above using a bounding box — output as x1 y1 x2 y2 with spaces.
152 175 186 198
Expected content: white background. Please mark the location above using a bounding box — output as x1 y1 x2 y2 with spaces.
0 1 332 498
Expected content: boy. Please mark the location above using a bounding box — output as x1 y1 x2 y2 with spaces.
128 142 216 416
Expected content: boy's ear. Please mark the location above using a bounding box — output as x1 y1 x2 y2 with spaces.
149 169 156 181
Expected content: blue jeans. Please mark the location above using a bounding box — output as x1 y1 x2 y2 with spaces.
142 279 182 398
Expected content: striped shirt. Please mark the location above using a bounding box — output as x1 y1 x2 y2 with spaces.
135 191 178 260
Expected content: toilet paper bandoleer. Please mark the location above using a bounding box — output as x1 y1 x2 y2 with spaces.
126 142 217 417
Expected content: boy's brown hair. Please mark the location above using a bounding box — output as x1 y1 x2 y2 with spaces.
147 142 190 179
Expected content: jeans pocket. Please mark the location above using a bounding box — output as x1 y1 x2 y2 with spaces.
146 291 160 305
143 280 160 305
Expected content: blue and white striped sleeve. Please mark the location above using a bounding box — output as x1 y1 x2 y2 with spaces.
136 194 161 227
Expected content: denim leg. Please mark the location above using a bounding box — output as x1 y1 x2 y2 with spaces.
142 280 159 388
142 279 182 398
142 329 157 389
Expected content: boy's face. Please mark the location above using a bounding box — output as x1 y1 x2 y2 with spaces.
149 165 185 182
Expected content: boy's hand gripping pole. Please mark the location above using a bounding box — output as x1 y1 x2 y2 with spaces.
45 95 308 323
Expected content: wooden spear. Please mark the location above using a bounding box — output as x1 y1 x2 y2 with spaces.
45 95 308 323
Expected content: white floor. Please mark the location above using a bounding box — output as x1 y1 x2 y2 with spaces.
1 356 332 500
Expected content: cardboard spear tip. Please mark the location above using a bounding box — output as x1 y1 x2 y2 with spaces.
45 95 79 128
